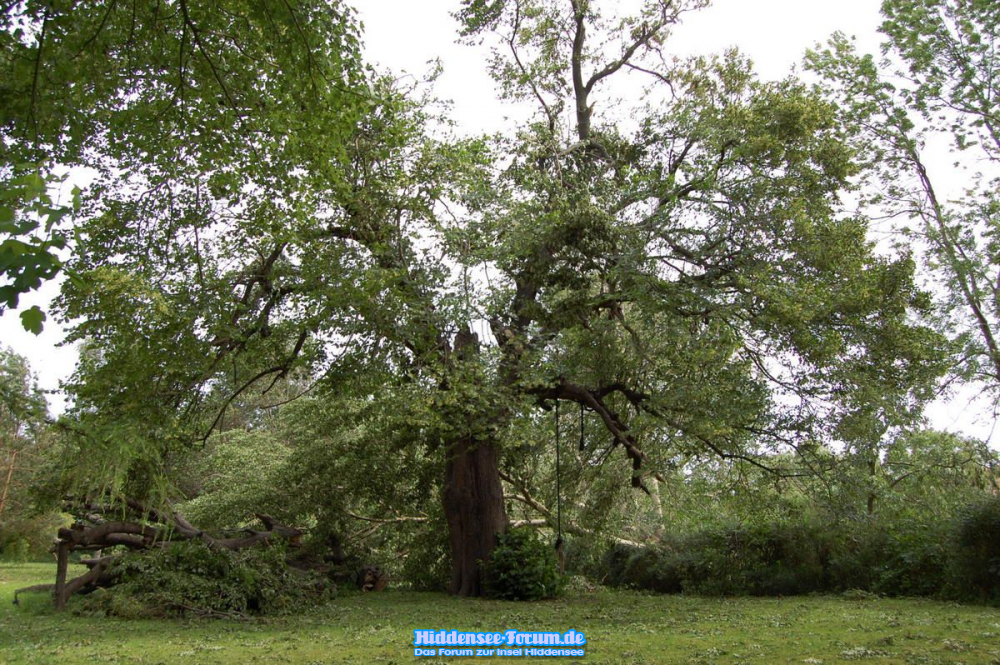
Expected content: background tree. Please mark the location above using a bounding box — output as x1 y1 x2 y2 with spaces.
0 346 67 560
0 345 46 525
807 0 1000 405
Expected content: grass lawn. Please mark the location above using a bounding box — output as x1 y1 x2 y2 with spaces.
1 563 998 664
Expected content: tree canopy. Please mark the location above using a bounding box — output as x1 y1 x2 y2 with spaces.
1 0 964 595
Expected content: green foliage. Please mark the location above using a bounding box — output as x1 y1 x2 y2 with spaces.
0 347 66 560
949 496 1000 602
584 426 998 603
0 512 71 562
166 387 449 590
2 1 365 318
398 517 452 592
604 522 830 597
79 541 332 618
179 431 294 531
599 504 1000 602
0 345 47 441
808 0 1000 395
0 170 78 331
483 527 562 600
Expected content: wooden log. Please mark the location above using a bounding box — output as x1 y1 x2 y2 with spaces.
54 541 69 610
58 522 159 547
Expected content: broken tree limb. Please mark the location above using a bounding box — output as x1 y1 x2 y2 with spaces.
499 470 643 548
13 498 305 610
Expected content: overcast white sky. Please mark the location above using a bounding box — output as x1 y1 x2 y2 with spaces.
2 0 996 447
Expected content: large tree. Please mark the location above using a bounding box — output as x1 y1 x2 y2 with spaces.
37 0 944 597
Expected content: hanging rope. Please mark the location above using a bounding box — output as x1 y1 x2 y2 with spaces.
554 400 562 546
579 401 586 451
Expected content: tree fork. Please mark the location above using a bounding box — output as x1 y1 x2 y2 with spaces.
440 327 509 597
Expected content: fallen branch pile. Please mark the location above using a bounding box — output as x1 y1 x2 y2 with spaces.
14 498 304 610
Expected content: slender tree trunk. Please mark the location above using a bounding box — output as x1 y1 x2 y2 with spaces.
867 455 877 516
441 435 508 597
0 449 17 519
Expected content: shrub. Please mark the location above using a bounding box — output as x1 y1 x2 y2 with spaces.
483 528 562 600
824 519 891 593
874 520 949 597
603 519 949 598
399 523 451 591
948 496 1000 603
622 546 684 593
1 537 30 563
601 542 638 588
78 540 333 618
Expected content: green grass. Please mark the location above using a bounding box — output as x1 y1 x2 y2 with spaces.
1 563 999 664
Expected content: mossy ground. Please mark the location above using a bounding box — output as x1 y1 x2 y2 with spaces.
1 563 998 664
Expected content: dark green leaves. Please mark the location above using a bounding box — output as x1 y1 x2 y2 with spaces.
0 169 74 331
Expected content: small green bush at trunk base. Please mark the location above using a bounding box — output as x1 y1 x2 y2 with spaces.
482 528 563 601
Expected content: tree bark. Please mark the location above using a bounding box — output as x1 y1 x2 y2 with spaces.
54 541 69 610
441 435 508 597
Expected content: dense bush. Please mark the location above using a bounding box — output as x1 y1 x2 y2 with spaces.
483 528 562 600
78 541 333 618
605 523 829 597
601 507 997 603
949 496 1000 602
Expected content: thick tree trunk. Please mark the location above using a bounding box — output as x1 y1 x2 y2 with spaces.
441 435 508 597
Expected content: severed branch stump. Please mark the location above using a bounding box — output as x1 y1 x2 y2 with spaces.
13 498 304 610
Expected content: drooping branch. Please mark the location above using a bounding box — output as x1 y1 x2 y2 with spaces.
530 377 807 489
529 378 655 493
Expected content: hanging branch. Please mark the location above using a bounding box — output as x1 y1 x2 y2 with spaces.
532 378 657 493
